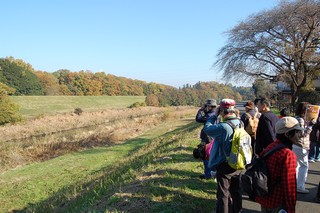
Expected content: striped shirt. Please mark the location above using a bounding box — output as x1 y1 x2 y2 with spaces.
255 140 297 213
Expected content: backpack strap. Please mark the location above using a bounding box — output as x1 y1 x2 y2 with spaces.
261 144 287 159
253 112 258 119
245 112 252 119
246 112 258 119
226 119 244 129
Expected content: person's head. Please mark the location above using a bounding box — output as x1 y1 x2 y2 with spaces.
244 101 255 112
295 102 309 117
280 108 289 117
205 98 217 111
219 98 236 117
256 98 271 113
275 117 304 145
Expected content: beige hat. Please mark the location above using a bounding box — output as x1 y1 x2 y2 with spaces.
275 117 304 134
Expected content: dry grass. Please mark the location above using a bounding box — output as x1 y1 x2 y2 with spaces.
0 106 196 173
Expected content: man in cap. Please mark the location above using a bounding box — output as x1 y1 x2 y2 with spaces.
203 98 242 213
255 117 303 213
255 98 279 155
195 98 217 179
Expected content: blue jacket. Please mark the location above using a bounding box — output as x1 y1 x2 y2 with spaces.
203 115 240 169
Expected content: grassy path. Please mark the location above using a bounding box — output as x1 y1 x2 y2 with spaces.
1 118 203 212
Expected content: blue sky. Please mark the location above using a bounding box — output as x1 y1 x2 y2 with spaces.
0 0 279 88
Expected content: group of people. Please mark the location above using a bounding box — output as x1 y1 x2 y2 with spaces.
194 97 320 213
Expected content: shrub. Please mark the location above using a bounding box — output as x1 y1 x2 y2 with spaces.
0 96 22 125
145 94 159 106
74 108 83 115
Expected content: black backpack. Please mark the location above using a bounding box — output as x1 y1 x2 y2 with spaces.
241 144 286 200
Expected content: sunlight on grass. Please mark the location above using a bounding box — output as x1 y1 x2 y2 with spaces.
10 96 146 118
0 119 198 212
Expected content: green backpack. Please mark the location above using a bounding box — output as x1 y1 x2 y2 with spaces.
226 120 253 170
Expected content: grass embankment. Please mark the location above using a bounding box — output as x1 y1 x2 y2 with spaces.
0 106 196 173
10 96 146 119
0 119 216 212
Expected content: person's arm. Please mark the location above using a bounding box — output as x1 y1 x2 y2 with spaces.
265 116 277 145
203 116 218 136
282 151 297 213
196 108 207 123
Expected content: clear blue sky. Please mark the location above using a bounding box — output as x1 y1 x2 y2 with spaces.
0 0 279 88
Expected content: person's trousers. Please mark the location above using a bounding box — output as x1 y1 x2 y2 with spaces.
293 146 309 189
203 160 211 178
309 142 320 161
215 162 242 213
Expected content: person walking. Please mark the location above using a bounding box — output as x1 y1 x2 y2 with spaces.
255 98 279 155
195 98 217 179
293 102 314 194
309 115 320 163
204 98 242 213
255 117 303 213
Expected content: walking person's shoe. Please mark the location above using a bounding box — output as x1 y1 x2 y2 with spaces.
308 159 315 163
297 187 309 194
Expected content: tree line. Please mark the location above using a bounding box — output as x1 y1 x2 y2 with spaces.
0 57 170 96
0 56 254 125
0 56 253 101
146 82 254 107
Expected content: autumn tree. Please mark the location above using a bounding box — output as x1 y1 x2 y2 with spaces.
0 82 21 125
35 71 60 95
215 0 320 107
0 57 44 95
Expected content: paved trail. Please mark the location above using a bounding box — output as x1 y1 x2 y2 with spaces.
242 161 320 212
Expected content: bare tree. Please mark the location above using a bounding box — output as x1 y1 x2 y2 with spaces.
215 0 320 107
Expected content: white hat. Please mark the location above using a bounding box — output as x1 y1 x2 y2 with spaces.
275 117 304 134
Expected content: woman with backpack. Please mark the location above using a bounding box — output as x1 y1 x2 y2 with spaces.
204 99 243 213
241 101 259 156
255 117 303 213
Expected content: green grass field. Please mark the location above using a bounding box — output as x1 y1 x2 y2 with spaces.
10 96 146 118
0 119 216 212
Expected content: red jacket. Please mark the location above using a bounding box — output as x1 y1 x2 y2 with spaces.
255 140 297 213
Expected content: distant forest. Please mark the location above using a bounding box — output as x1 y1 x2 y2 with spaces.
0 57 254 106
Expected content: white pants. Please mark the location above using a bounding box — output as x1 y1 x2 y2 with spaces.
293 145 309 189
